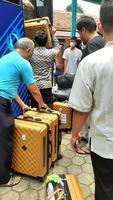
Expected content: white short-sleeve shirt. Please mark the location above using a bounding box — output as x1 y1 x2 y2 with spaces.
63 47 82 75
69 41 113 159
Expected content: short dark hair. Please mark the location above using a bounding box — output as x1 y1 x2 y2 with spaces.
34 31 48 46
70 36 77 41
77 15 97 32
100 0 113 33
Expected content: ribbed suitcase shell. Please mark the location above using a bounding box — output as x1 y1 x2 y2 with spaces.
37 109 63 160
12 119 49 178
24 17 52 48
46 174 84 200
52 101 72 129
23 109 60 164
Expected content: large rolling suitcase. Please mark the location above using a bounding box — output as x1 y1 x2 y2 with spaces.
37 109 63 160
23 109 62 164
24 17 52 48
52 101 72 130
46 174 84 200
19 110 58 166
11 118 50 179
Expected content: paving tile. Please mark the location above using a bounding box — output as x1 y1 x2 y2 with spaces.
85 156 92 164
30 179 45 190
61 144 67 152
78 172 94 185
12 178 29 192
72 156 85 165
62 138 70 145
1 191 19 200
21 189 38 200
52 166 67 174
80 184 91 198
62 150 76 158
38 188 46 200
0 188 11 195
67 165 82 175
57 157 72 167
86 195 95 200
82 163 93 174
90 182 95 194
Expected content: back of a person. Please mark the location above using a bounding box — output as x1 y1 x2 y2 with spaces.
83 45 113 155
0 51 27 100
30 47 55 89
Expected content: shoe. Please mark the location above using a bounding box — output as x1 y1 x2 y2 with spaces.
0 176 21 187
76 146 90 155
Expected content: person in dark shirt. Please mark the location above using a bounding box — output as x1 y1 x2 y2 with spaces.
77 15 105 59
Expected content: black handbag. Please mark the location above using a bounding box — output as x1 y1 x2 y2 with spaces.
56 73 75 89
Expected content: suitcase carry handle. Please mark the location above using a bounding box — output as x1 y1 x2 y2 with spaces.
25 17 51 25
23 115 42 122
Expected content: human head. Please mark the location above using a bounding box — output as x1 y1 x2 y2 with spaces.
15 37 34 60
70 37 77 49
100 0 113 35
34 31 48 47
77 15 97 42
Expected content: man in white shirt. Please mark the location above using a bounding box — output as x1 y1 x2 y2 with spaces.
69 0 113 199
63 37 82 75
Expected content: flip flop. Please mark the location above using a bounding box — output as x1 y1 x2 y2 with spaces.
76 147 87 154
80 146 90 154
0 176 21 187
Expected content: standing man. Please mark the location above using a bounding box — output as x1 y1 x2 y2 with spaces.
76 15 105 154
0 37 46 187
77 15 105 59
63 37 82 76
69 0 113 199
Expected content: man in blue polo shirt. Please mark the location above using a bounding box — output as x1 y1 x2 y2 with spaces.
0 37 46 186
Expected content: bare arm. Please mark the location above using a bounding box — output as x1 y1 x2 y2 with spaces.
27 83 47 109
64 59 68 74
23 0 34 10
71 110 89 151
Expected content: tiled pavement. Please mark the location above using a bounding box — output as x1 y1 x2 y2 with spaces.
0 132 95 200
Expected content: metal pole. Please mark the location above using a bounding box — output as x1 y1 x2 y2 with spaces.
71 0 77 37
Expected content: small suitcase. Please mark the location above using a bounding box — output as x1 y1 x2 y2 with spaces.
20 109 59 165
52 101 72 130
24 17 52 48
11 118 50 179
45 174 84 200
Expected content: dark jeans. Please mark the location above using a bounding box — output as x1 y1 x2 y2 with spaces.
30 88 53 108
0 97 14 184
91 151 113 200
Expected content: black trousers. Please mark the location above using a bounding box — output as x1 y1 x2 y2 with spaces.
30 88 53 108
0 97 14 184
91 151 113 200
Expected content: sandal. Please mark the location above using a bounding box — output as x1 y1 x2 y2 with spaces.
0 176 21 187
76 146 90 154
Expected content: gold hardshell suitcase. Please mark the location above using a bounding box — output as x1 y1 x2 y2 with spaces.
24 17 52 48
46 174 84 200
52 101 72 130
11 118 50 179
23 109 61 164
